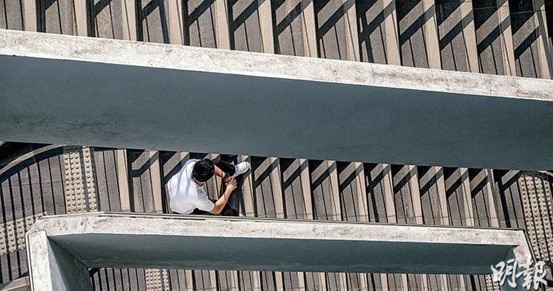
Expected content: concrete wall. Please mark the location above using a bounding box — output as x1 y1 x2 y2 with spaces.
1 29 553 171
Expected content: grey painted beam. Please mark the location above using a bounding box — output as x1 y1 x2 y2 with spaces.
27 213 531 290
1 29 553 170
26 213 533 291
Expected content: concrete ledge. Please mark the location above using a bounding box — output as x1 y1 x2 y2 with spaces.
1 29 552 169
2 30 552 102
26 213 532 290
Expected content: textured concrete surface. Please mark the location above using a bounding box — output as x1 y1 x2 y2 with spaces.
26 213 532 278
1 29 553 170
26 229 92 291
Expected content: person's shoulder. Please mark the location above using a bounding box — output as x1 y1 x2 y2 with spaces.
184 159 200 166
183 159 200 178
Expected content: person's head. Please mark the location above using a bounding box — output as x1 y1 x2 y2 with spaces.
192 159 215 183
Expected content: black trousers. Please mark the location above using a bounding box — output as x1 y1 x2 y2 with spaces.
191 201 239 216
212 156 236 177
190 157 239 216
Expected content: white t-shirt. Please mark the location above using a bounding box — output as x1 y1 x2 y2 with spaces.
168 159 215 214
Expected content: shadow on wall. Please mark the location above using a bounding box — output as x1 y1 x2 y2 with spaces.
0 143 66 284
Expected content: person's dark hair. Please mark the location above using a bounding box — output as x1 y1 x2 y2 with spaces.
192 159 215 182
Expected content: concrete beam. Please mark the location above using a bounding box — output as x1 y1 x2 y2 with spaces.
25 213 533 290
1 29 553 170
26 229 92 291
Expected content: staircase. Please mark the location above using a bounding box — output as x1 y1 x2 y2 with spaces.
1 0 553 289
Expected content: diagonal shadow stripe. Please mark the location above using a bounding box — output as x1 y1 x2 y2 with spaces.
420 169 444 195
513 27 539 58
127 150 150 177
187 0 216 24
494 169 522 228
417 165 431 181
439 10 474 51
356 0 380 62
279 157 293 173
477 16 511 53
93 0 113 16
445 174 465 197
498 170 521 192
399 4 436 45
365 164 386 189
42 0 57 10
358 0 395 37
136 0 170 43
252 157 279 189
310 162 331 190
273 0 287 11
0 146 64 182
470 170 489 198
392 165 417 195
282 161 304 191
162 154 189 183
275 0 306 35
364 163 389 221
359 7 385 38
142 0 163 19
230 0 259 33
338 163 362 194
316 0 355 39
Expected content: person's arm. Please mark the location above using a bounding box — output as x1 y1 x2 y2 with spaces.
209 178 237 214
214 165 230 183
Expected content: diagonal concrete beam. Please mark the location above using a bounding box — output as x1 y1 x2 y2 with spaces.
1 29 552 170
26 213 532 290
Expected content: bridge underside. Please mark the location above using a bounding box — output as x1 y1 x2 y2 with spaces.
26 214 531 290
1 30 552 171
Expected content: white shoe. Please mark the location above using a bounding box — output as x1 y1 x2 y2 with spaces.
231 162 250 178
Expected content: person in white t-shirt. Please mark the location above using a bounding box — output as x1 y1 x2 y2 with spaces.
168 158 250 216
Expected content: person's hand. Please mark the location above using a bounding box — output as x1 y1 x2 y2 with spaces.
226 178 237 192
223 174 231 183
